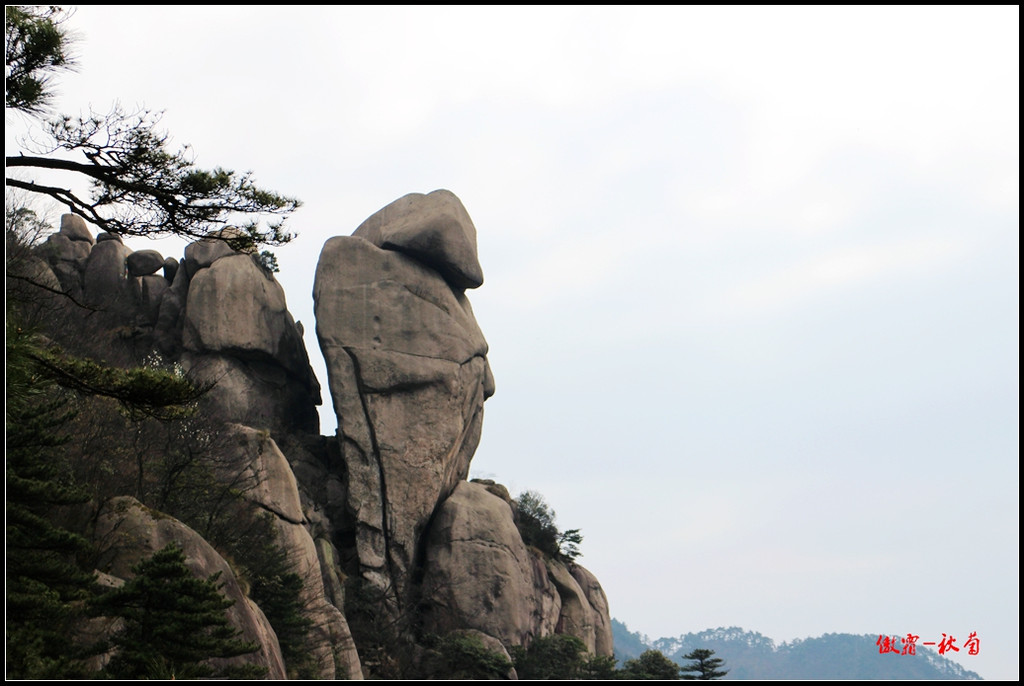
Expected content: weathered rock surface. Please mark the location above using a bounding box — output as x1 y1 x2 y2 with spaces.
184 254 303 369
82 239 131 308
182 253 320 432
420 481 541 647
314 230 492 599
420 481 613 657
353 189 484 290
216 425 362 679
184 234 238 278
571 564 614 656
546 557 596 652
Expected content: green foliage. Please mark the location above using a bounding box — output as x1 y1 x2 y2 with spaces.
621 649 683 679
257 249 281 273
90 543 264 679
4 5 75 114
28 344 211 421
5 320 96 679
514 490 584 562
680 648 728 680
580 652 619 679
220 513 313 679
429 632 513 679
512 633 588 680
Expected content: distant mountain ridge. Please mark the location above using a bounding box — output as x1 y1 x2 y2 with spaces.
612 620 982 680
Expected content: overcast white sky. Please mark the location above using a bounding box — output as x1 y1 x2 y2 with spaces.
6 6 1018 680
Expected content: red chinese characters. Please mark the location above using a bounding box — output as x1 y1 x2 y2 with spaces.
878 632 978 656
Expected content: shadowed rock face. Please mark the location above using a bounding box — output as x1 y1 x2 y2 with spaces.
313 191 494 600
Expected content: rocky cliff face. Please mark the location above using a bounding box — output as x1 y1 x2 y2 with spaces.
28 192 611 678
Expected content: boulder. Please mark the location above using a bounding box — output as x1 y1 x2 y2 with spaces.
181 253 320 431
82 239 131 309
127 249 165 276
571 565 614 656
420 481 540 647
270 514 363 679
60 213 94 244
224 424 304 524
40 232 91 264
183 254 313 382
353 189 484 289
153 260 188 357
162 256 179 281
420 483 613 657
546 559 595 653
96 232 122 243
180 352 320 434
135 274 169 325
184 235 237 279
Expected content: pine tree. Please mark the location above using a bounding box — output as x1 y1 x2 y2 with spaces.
6 5 299 251
680 648 729 680
91 543 264 679
5 319 96 679
621 649 683 679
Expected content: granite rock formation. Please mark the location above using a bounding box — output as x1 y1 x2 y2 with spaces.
312 190 611 668
21 191 612 679
313 193 494 601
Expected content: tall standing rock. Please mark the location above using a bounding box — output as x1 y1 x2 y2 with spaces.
313 190 494 600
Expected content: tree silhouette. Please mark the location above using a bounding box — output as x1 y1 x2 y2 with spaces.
680 648 729 680
6 5 299 252
621 649 683 679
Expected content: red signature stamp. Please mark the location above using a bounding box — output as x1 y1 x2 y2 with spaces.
876 632 980 656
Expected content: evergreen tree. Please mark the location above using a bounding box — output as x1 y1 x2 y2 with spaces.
5 5 75 115
90 543 263 679
430 632 514 680
621 649 683 679
680 648 729 680
514 490 585 562
512 634 588 680
5 320 96 679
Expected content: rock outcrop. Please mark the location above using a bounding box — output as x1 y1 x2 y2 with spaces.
22 192 612 679
34 223 321 435
312 190 611 668
419 481 613 655
313 191 494 601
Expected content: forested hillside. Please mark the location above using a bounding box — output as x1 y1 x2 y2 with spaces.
612 621 982 680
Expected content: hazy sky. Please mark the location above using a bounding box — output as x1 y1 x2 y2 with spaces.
6 6 1018 679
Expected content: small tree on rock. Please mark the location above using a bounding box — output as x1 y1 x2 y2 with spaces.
90 542 263 679
680 648 728 680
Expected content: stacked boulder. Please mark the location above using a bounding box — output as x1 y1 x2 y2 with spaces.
30 215 358 679
34 216 320 435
